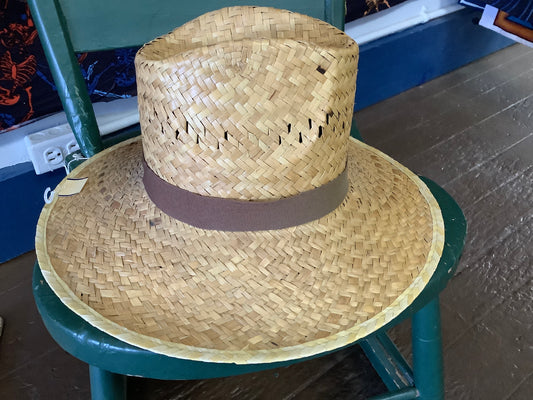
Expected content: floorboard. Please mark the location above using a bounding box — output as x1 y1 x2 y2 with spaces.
444 278 533 400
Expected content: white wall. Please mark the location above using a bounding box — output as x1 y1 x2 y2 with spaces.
346 0 463 44
0 97 138 170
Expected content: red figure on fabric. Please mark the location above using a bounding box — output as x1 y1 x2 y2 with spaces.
0 3 38 128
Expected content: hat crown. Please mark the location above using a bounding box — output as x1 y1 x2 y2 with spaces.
136 6 359 200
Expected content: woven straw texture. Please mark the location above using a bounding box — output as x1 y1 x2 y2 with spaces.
36 137 444 364
136 7 359 200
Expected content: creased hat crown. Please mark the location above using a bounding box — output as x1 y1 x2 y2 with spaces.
136 6 359 200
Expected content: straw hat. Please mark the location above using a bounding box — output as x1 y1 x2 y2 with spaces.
36 6 444 364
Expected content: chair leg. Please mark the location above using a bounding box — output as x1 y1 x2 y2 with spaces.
412 297 444 400
89 365 127 400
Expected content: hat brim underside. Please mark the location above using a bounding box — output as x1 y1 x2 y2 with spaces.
36 137 444 364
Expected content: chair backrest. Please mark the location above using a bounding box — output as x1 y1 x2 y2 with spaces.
28 0 346 158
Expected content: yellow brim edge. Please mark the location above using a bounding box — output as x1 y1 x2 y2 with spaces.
35 136 445 364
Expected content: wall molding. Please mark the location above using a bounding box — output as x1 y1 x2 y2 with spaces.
354 8 513 111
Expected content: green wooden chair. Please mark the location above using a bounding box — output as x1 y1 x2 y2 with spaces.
29 1 467 399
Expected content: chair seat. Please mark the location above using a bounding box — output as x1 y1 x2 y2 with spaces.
32 176 465 381
27 1 466 397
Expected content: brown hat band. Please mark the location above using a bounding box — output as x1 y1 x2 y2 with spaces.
143 160 349 231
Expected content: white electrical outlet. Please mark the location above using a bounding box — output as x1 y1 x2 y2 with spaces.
23 97 140 174
24 124 80 175
43 147 63 165
66 139 80 154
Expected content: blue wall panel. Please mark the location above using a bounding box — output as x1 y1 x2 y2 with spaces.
0 165 65 262
354 8 513 110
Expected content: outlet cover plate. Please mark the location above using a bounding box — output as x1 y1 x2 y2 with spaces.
24 125 79 175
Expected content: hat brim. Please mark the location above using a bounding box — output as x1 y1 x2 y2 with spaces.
36 136 444 364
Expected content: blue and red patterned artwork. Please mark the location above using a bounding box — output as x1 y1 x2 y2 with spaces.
0 0 137 132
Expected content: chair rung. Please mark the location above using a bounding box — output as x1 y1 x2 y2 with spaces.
360 332 414 391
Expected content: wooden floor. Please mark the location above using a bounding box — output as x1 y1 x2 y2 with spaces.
1 43 532 399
